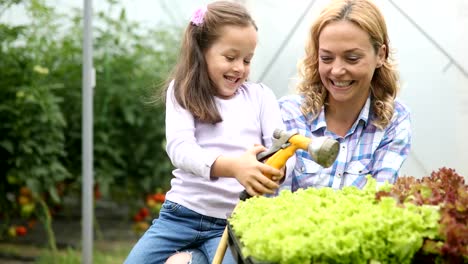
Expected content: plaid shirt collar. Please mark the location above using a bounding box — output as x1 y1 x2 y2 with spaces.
309 95 372 136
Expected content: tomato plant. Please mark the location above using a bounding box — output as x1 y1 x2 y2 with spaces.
0 0 179 249
132 190 166 235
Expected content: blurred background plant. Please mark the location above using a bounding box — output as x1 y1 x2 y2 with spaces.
131 189 166 235
0 0 179 252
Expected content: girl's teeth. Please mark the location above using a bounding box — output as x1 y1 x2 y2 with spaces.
226 77 237 83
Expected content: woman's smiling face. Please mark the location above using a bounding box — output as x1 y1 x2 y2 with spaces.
318 20 385 106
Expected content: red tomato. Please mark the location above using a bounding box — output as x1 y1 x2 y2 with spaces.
19 187 32 197
16 226 27 236
153 193 165 203
133 213 143 222
139 207 150 218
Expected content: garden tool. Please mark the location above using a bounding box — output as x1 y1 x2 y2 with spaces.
212 128 340 264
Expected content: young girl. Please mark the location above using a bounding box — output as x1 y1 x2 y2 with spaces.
124 1 284 264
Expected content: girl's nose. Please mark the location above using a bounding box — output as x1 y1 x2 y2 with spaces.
233 60 244 73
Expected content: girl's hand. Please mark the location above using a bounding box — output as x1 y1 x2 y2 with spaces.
232 145 282 196
271 166 286 183
254 143 285 183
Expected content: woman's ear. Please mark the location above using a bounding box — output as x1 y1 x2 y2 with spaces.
377 44 386 68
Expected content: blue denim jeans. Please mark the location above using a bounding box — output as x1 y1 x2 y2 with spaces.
124 200 235 264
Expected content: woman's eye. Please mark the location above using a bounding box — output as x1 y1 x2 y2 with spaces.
225 56 235 61
347 56 360 63
243 59 251 64
320 56 332 63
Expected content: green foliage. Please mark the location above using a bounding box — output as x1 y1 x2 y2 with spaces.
376 168 468 263
0 0 179 228
230 177 441 264
89 5 179 197
35 243 132 264
1 5 68 219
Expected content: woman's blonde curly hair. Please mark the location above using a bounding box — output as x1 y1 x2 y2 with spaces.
298 0 399 130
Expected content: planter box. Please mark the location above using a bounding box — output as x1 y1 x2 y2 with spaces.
227 222 439 264
227 223 273 264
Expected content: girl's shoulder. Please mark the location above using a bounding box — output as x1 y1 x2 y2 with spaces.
240 81 273 93
238 81 277 99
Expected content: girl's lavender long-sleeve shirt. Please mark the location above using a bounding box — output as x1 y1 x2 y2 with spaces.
164 81 284 219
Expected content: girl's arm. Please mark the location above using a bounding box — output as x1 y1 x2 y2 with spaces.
165 83 282 195
166 85 282 195
212 84 286 196
211 146 281 196
165 83 220 179
258 84 285 149
259 84 288 183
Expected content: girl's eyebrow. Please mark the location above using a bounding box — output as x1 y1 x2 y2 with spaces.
225 48 239 53
223 49 254 57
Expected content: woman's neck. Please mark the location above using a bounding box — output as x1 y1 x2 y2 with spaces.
325 98 366 137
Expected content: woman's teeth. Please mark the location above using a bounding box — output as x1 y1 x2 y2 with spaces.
333 80 352 87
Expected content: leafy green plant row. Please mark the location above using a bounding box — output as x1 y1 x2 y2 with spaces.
230 169 467 264
0 0 180 246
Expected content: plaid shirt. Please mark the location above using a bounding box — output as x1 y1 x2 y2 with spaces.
278 94 411 192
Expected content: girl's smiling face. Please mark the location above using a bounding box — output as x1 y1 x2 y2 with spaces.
204 24 257 99
318 20 386 107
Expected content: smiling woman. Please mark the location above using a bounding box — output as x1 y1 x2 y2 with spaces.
317 20 386 127
278 0 411 192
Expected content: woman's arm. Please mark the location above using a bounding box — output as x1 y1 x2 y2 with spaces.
371 102 412 185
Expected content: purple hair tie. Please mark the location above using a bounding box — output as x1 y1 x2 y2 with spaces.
191 6 207 26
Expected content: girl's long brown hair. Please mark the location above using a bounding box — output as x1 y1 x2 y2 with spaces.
164 1 257 124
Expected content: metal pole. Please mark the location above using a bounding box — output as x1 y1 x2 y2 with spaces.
82 0 94 263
